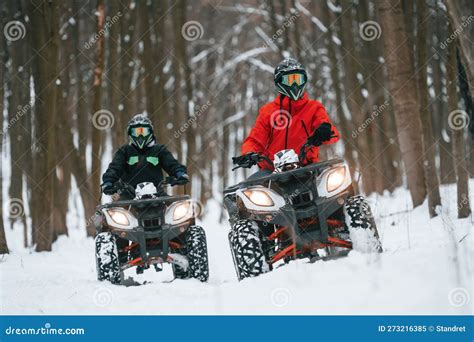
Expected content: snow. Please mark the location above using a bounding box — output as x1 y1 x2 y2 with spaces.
0 182 472 315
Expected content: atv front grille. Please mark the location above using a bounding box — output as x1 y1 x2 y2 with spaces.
289 190 314 207
142 218 161 229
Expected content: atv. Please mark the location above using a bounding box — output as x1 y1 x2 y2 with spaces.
94 178 209 284
224 141 382 281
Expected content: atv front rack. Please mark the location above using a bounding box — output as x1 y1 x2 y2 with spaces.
100 195 190 209
224 158 344 193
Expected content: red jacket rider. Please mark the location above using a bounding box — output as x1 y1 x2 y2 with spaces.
241 58 340 171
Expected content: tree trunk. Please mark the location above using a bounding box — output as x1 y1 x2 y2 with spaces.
119 3 137 141
171 0 186 165
70 0 96 236
445 0 474 99
152 0 169 144
339 0 374 194
290 0 302 62
0 5 9 254
90 0 106 208
416 0 441 217
278 0 291 54
29 0 60 251
446 28 472 218
266 0 282 54
377 0 427 207
6 0 27 232
430 16 456 184
53 6 74 239
321 0 358 193
108 0 122 149
139 0 156 120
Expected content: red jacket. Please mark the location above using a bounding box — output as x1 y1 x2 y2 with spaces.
242 93 340 170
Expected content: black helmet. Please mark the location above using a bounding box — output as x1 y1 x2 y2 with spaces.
127 114 155 149
274 58 307 101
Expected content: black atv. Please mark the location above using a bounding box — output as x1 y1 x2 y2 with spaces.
224 142 382 281
94 178 209 284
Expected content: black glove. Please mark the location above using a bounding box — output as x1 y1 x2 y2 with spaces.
308 123 335 147
102 182 117 195
174 172 190 185
232 153 261 167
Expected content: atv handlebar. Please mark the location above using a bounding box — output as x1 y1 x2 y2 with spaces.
231 153 272 170
232 134 338 171
299 134 338 161
111 179 136 198
111 177 184 197
163 176 186 187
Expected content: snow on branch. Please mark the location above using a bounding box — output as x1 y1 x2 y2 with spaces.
215 47 271 77
294 0 341 46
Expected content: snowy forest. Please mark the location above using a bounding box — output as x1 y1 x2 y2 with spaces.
0 0 473 315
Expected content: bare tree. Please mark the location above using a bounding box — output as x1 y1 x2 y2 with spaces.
446 27 471 219
0 3 9 254
377 0 427 207
416 0 441 217
339 0 374 194
91 0 106 206
29 0 60 251
445 0 474 99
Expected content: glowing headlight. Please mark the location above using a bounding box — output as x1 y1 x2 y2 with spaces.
165 200 202 225
326 167 346 192
108 209 130 225
173 202 190 221
102 207 138 229
243 190 274 207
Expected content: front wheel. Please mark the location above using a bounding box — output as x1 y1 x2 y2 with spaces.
228 219 270 281
173 225 209 282
344 195 382 253
95 232 122 284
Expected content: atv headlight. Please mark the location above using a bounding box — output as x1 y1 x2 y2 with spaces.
326 167 346 192
173 201 190 221
236 186 286 212
316 163 351 198
243 190 274 207
102 207 138 230
109 209 130 225
165 200 202 225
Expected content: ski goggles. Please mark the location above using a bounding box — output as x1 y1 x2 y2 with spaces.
280 72 306 86
130 126 152 137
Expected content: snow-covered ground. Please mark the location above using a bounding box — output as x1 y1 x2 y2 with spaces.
1 182 472 315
